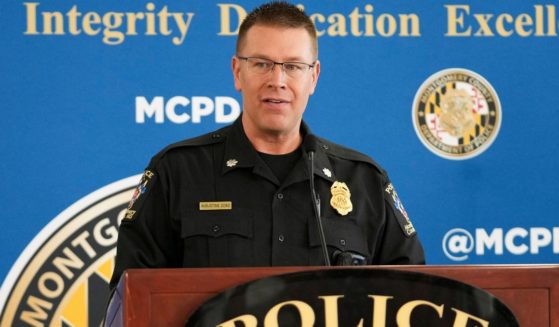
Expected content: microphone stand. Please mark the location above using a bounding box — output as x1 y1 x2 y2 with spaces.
308 151 331 266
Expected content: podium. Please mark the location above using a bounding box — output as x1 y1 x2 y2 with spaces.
113 265 559 326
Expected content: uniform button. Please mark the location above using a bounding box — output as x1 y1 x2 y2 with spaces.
212 225 221 233
340 239 346 246
278 234 285 242
277 193 284 200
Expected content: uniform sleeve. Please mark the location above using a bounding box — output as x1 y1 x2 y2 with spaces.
109 164 182 291
374 178 426 265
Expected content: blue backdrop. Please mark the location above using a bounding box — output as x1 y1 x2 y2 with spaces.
1 0 558 324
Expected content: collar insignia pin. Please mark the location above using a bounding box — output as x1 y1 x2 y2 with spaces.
226 159 238 167
323 168 332 178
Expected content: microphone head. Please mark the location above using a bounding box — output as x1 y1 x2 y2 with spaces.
303 134 319 153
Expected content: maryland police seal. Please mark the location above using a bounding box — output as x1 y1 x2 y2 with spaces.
412 69 501 160
0 175 140 327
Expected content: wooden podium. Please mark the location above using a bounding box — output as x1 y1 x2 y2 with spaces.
114 265 559 326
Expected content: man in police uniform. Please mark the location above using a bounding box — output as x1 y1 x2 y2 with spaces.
110 1 424 292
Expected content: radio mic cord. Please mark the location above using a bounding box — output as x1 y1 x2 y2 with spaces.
304 136 331 266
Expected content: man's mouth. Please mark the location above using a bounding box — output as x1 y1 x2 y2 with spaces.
263 98 289 104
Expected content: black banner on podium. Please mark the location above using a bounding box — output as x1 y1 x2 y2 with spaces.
185 269 518 327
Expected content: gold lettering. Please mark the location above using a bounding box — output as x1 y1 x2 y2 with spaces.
547 5 557 36
399 14 420 36
145 2 157 35
377 14 397 37
157 6 172 36
535 5 545 36
217 3 246 36
451 308 489 327
369 295 393 327
82 12 101 35
264 300 315 327
446 4 559 38
310 13 326 37
38 272 64 299
364 5 374 36
126 12 144 35
172 13 194 45
52 248 84 279
473 14 494 36
20 296 52 327
24 2 39 35
102 12 125 45
516 14 534 37
327 14 348 36
42 11 64 35
217 314 257 327
71 231 97 258
396 300 444 326
66 6 81 35
349 8 363 36
495 14 514 37
445 5 471 36
94 217 119 246
319 295 344 327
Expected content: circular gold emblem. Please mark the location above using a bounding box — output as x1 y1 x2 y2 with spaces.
412 69 501 160
0 175 140 327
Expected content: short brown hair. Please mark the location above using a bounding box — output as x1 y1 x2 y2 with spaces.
236 1 318 58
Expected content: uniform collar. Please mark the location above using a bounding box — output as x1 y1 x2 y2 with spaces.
220 116 336 185
306 134 337 183
221 117 261 173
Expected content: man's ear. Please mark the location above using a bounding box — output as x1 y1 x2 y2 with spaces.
309 60 320 95
232 56 242 92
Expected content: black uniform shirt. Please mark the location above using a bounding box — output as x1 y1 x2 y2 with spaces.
110 118 425 290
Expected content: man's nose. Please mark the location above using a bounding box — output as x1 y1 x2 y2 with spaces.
267 64 287 88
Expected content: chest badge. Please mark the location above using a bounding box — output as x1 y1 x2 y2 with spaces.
226 159 238 167
330 181 353 216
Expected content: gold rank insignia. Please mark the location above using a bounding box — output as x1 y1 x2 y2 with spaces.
330 181 353 216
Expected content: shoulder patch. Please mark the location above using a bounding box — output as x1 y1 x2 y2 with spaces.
124 170 154 220
385 183 416 237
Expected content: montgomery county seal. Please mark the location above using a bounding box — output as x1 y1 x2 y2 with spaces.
0 175 140 327
412 68 501 160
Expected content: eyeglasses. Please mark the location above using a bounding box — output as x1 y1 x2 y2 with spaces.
237 56 315 78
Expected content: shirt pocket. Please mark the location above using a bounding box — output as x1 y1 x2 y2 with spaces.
180 209 254 267
308 216 370 264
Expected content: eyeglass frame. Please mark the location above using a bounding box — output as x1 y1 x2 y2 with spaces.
236 56 316 77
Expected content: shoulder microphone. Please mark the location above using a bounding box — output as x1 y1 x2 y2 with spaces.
303 135 331 266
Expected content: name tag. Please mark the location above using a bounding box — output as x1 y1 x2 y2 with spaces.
199 201 233 210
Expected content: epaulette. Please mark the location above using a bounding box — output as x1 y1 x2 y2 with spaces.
148 125 230 167
316 136 386 175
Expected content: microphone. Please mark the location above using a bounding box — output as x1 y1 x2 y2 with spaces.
304 135 331 266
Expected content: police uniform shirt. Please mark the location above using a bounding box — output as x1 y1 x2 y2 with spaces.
110 117 425 290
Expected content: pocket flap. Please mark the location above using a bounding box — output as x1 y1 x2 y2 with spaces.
309 217 369 255
181 209 253 239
